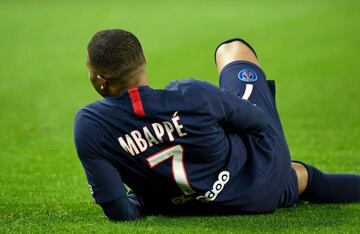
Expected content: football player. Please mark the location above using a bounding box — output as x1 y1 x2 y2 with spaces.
74 29 360 221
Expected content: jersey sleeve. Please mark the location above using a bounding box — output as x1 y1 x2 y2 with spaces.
74 109 126 204
183 79 270 133
100 192 144 221
74 110 143 220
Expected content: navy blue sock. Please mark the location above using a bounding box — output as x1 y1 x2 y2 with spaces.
300 163 360 203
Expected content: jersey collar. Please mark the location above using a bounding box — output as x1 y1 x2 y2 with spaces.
105 85 154 100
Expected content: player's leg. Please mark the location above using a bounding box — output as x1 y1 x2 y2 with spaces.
215 39 282 133
216 39 360 206
215 39 297 210
293 161 360 203
215 39 260 74
291 162 308 193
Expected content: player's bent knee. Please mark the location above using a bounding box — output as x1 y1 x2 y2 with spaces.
215 40 260 74
291 162 308 194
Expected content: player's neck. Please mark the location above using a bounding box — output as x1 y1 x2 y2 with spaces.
109 68 149 96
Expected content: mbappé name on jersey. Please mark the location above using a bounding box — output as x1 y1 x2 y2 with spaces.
118 112 229 204
118 112 186 156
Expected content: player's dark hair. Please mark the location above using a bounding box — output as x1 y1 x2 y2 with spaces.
87 29 145 80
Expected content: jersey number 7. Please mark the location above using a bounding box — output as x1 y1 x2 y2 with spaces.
145 145 195 195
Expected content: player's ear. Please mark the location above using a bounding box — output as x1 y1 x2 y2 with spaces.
96 75 107 90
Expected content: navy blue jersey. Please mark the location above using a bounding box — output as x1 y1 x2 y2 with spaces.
74 63 292 215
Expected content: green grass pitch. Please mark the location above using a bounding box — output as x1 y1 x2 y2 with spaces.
0 0 359 233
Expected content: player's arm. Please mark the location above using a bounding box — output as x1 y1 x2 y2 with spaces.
74 111 144 221
78 154 144 221
100 191 143 221
204 84 270 133
221 90 270 133
182 80 269 133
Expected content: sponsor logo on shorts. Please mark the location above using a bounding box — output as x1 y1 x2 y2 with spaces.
238 69 257 82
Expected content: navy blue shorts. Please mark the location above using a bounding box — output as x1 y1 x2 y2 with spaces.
219 60 299 209
219 60 284 135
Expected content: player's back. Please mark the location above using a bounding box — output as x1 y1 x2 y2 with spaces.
75 79 288 215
